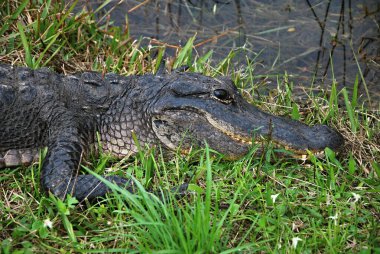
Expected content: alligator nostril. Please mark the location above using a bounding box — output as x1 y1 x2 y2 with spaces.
312 125 344 150
314 125 332 134
153 119 167 128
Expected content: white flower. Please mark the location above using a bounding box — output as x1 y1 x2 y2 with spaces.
43 218 53 229
328 213 338 220
351 192 361 203
326 194 331 205
328 213 339 225
292 237 302 249
271 193 280 204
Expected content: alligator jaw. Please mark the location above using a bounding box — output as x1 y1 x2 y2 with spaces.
151 108 343 160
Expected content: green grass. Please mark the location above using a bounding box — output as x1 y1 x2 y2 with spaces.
1 1 379 253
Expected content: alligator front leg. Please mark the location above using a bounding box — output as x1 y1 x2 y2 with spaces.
40 116 134 201
40 119 187 202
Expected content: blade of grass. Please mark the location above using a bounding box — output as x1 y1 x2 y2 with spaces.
204 144 212 229
17 21 33 67
40 0 52 20
194 50 213 72
42 43 65 67
154 47 166 74
35 33 60 67
352 74 359 109
324 80 338 122
93 0 113 14
50 194 78 243
342 88 357 133
0 0 29 37
350 40 371 105
173 35 196 69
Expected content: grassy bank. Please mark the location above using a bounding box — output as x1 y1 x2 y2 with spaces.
0 1 379 253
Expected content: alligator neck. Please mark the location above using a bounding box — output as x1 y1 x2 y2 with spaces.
99 78 161 158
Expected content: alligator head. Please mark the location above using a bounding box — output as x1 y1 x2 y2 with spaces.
149 72 344 159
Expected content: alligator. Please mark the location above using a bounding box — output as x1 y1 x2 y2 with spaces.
0 63 344 201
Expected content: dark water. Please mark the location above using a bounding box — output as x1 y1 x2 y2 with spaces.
73 0 379 107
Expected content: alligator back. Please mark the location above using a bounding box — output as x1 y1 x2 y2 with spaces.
0 63 131 167
0 65 54 152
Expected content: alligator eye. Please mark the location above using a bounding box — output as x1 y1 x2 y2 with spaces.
213 89 231 102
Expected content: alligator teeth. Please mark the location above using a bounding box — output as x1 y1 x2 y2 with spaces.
205 114 252 145
224 131 253 144
313 150 325 158
205 113 327 159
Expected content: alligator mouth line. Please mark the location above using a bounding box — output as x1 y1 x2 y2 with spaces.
205 113 325 159
205 113 253 144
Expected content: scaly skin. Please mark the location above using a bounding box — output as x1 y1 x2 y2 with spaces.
0 63 344 201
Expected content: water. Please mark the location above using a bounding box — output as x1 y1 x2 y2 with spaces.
73 0 379 107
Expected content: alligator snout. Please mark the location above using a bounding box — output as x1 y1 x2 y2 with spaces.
308 124 345 151
269 122 344 156
239 107 345 157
